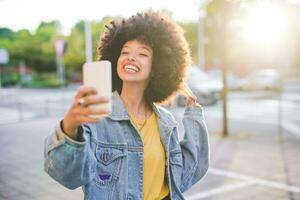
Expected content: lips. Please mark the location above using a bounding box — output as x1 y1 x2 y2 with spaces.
123 64 140 73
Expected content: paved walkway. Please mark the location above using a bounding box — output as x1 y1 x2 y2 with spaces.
0 114 299 199
185 120 300 200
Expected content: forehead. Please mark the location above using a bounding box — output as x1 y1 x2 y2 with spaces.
122 40 152 52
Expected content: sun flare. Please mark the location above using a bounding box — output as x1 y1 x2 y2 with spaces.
242 4 288 45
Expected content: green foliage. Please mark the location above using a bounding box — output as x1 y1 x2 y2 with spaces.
64 17 114 81
0 16 199 87
1 22 59 72
91 16 115 60
26 72 60 88
0 28 15 40
179 22 198 63
64 20 86 78
0 70 19 86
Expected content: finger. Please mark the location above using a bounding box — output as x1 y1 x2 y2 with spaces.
81 95 110 106
70 98 87 109
180 82 195 98
76 115 103 124
187 97 197 106
184 85 195 97
186 97 195 106
74 86 97 99
74 106 111 116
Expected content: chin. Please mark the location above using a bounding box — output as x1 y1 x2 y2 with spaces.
118 72 142 81
122 77 144 83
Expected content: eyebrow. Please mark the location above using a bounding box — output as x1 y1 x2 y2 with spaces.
123 45 152 53
140 46 152 53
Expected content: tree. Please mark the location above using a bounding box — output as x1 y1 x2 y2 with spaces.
6 21 59 72
64 20 86 77
179 22 198 64
64 17 115 81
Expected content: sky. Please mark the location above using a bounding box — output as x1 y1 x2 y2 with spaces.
0 0 201 34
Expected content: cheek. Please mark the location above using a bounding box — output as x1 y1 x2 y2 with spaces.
116 57 123 76
117 55 125 69
146 58 153 71
117 56 122 67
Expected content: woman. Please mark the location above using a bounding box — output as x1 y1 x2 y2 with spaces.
44 11 209 200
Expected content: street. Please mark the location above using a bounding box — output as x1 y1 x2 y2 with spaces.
1 89 300 138
0 88 300 199
1 0 300 199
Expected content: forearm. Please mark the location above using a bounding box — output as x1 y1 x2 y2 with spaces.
179 106 210 191
44 123 97 189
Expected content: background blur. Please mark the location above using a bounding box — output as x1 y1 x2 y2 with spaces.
0 0 300 199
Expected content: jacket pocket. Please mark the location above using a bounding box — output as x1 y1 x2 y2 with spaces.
94 143 126 188
169 149 183 187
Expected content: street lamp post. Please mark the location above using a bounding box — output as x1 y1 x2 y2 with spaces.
198 12 206 70
55 39 66 87
85 20 93 63
216 4 230 137
200 0 230 137
221 50 229 137
0 48 9 88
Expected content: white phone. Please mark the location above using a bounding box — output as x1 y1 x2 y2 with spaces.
83 61 112 118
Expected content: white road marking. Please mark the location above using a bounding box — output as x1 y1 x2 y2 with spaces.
185 168 300 199
209 168 300 193
282 121 300 138
186 181 256 199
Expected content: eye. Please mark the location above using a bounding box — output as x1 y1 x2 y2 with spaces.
139 53 148 57
121 51 129 55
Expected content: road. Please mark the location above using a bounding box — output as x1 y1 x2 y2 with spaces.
1 88 299 137
0 87 299 139
0 88 300 199
169 91 300 139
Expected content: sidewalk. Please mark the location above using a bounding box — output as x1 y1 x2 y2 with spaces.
185 120 300 200
0 115 299 200
0 118 83 200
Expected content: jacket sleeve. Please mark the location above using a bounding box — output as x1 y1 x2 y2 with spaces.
179 106 210 192
44 122 97 189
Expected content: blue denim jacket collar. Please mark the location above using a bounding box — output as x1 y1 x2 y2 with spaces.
107 91 177 132
106 91 129 121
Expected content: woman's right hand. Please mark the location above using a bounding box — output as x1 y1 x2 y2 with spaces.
62 86 111 139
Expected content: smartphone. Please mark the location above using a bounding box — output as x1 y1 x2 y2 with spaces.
83 61 112 118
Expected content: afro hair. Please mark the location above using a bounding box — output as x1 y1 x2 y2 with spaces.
97 11 192 105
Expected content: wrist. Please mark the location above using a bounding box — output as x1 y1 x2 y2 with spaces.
61 120 77 139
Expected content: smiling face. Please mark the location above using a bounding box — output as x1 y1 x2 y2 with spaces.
117 40 153 85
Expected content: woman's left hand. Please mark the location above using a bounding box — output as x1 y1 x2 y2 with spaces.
179 82 202 107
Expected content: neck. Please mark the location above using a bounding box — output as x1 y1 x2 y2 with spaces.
120 82 152 120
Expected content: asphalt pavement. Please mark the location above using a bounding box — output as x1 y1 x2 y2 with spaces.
0 110 300 199
0 87 300 199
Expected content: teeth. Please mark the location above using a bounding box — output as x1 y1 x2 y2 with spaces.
124 65 139 72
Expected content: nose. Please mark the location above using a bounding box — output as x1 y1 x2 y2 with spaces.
127 53 136 61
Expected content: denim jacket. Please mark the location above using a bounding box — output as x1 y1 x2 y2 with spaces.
44 91 209 200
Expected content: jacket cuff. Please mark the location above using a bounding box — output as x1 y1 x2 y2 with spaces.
184 106 204 119
56 121 86 147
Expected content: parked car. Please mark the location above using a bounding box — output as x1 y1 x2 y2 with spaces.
237 69 281 91
174 66 223 106
206 69 240 91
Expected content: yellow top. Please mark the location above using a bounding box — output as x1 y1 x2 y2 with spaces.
131 112 169 200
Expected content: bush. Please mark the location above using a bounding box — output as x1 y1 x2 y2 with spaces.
0 71 19 86
23 72 60 88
